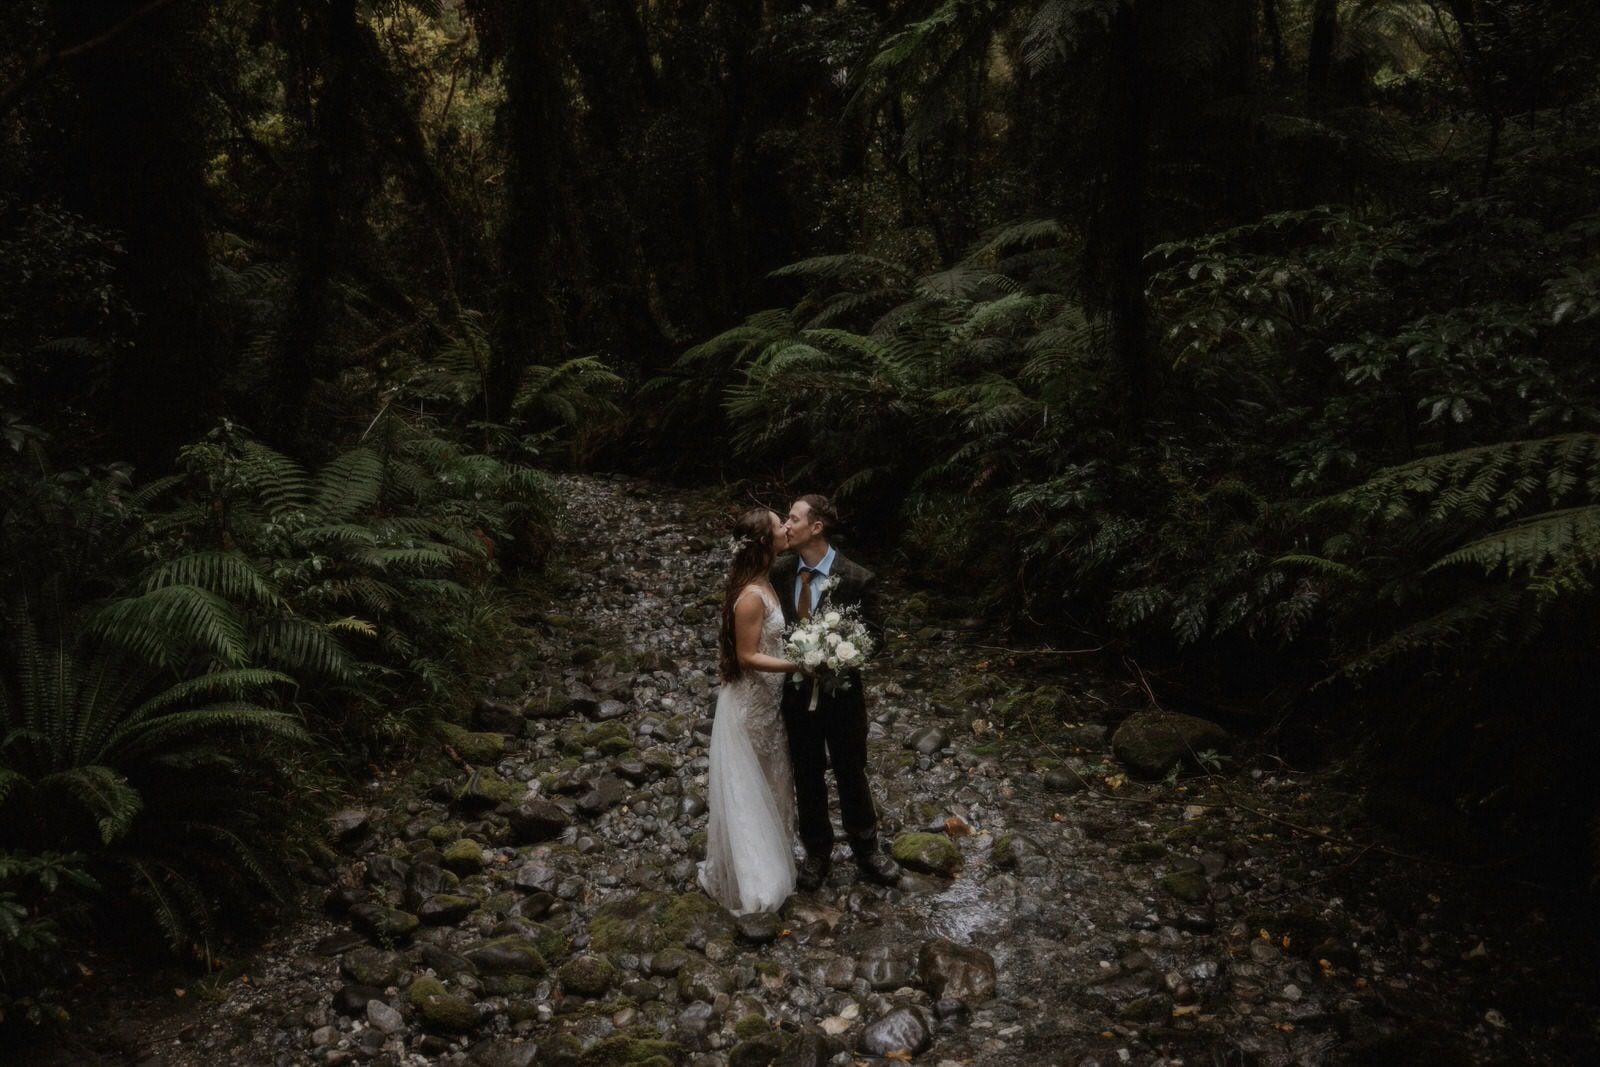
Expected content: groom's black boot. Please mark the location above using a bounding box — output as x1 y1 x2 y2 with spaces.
850 833 901 887
797 849 832 892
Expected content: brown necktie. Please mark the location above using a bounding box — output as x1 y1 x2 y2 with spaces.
797 568 813 622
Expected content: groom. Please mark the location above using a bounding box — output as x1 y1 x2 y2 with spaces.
772 494 901 890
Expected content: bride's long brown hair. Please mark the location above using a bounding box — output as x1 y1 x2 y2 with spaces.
719 507 779 682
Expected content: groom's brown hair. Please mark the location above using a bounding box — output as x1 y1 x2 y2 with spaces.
796 493 840 538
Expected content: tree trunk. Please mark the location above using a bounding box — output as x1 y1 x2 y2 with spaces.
50 0 216 472
1106 0 1153 430
486 2 569 424
277 0 358 449
1306 0 1337 111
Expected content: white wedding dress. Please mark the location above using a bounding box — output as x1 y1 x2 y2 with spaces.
698 584 797 914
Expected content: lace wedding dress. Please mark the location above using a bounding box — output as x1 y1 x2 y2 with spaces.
698 584 797 914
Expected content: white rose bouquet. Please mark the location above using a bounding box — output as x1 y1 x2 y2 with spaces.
783 602 875 712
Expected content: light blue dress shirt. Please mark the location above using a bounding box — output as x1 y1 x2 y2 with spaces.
793 545 836 616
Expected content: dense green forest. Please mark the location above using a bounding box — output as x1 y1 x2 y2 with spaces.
2 0 1597 1030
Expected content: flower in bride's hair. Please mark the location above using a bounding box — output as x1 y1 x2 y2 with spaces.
724 534 754 558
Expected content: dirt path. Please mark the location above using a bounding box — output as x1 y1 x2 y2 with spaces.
24 473 1594 1066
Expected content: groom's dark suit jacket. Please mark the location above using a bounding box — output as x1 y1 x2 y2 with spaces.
770 549 883 850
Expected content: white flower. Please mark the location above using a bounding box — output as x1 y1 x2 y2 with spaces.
824 610 841 625
804 649 825 668
825 632 841 647
836 640 857 661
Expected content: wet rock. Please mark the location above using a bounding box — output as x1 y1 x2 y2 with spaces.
678 956 735 1001
513 863 559 894
341 947 404 988
467 1039 540 1067
1042 765 1091 794
330 983 384 1016
859 1006 933 1057
677 1000 720 1033
575 774 627 817
906 726 949 754
735 912 781 944
365 854 410 890
326 809 370 843
509 891 555 920
1111 710 1232 779
366 997 405 1035
918 940 997 1004
991 832 1049 874
856 947 912 991
891 832 962 876
593 698 630 722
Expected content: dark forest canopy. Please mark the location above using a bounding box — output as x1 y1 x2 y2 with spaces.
2 0 1599 1023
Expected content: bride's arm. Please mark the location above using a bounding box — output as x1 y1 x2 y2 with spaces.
735 591 798 674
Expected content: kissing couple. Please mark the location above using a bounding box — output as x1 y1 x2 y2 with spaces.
696 494 902 915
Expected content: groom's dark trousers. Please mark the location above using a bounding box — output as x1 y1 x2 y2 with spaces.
771 552 881 857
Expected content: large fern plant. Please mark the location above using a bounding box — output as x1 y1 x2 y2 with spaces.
0 600 306 953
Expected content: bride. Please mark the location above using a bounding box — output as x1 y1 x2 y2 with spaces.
698 507 801 915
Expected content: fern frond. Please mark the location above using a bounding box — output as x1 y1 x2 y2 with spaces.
142 552 282 608
1428 505 1600 577
88 586 249 669
252 617 355 680
313 447 384 523
36 765 143 844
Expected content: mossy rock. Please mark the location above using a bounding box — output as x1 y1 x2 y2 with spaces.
993 684 1070 722
642 749 677 775
728 1032 787 1067
587 891 723 955
559 953 617 997
891 832 962 876
441 839 485 874
341 947 403 988
732 1013 773 1040
585 721 634 755
426 824 455 845
1119 994 1170 1023
576 1036 681 1067
676 956 734 1001
991 833 1017 868
455 768 522 810
1111 710 1233 780
406 976 480 1033
1163 870 1210 903
463 934 548 976
437 721 506 765
480 891 518 915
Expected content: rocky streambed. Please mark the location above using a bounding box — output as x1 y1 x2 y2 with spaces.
30 474 1596 1066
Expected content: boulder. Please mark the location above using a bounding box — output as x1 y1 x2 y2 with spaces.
1111 710 1233 779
